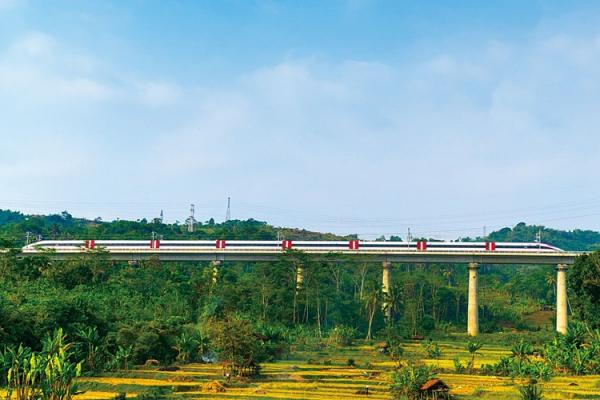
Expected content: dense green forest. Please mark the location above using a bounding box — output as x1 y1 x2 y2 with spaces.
0 209 347 248
482 222 600 251
0 209 599 370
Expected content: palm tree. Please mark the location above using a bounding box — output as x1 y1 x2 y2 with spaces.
76 327 102 372
383 285 403 322
442 268 454 286
115 346 132 371
363 288 381 340
173 333 199 364
545 273 556 301
511 340 534 362
466 340 483 373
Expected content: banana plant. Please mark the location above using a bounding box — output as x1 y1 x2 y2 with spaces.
114 345 133 372
5 345 41 400
3 329 82 400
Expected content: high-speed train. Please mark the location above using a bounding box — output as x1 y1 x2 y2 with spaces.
22 240 564 253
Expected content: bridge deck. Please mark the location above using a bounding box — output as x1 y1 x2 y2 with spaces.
20 249 579 264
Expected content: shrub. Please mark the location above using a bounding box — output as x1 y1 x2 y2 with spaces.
135 389 168 400
255 323 290 361
453 358 466 374
543 324 600 375
530 362 553 382
511 340 534 362
422 341 441 359
419 315 436 335
206 314 274 376
390 364 436 400
519 380 544 400
346 358 356 367
327 325 357 347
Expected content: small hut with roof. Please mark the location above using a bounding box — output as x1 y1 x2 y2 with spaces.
419 378 450 399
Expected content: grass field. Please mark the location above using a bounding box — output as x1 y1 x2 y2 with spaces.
71 339 600 400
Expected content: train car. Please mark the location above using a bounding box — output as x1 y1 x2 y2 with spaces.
22 240 564 253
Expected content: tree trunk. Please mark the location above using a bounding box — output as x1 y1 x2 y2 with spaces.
359 264 368 300
366 305 375 340
455 292 461 322
316 287 322 338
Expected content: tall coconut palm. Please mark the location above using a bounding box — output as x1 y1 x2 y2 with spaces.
363 287 381 340
545 273 556 301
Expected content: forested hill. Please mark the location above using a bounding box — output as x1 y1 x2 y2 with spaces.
0 209 350 247
485 222 600 251
1 209 598 251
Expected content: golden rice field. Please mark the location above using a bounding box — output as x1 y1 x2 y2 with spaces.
67 340 600 399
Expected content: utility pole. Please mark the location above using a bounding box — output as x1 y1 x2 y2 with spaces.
536 228 542 249
160 210 164 224
407 227 412 243
483 226 487 240
188 204 195 233
225 197 231 221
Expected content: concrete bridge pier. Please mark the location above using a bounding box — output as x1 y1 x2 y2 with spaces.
382 261 391 318
467 262 479 336
556 264 568 334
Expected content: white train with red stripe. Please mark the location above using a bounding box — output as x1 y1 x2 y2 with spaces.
22 240 563 253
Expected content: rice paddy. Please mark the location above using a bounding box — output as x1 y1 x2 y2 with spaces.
74 340 600 400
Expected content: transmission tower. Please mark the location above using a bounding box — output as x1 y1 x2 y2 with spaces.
225 197 231 221
160 210 164 223
187 204 195 233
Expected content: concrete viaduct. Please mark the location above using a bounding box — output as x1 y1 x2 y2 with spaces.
30 247 579 336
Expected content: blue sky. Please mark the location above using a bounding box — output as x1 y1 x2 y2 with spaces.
1 0 600 239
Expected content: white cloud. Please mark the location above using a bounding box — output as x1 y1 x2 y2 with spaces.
137 82 182 106
0 31 117 103
9 31 55 58
0 0 21 11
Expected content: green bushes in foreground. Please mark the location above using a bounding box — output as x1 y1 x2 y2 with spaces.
1 328 82 400
519 380 544 400
390 364 438 400
478 322 600 379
